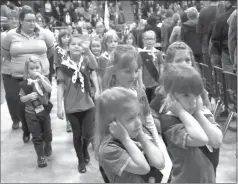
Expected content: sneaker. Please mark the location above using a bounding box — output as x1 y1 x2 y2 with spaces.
23 134 30 143
84 149 90 165
37 156 47 168
12 121 20 130
66 121 72 132
78 161 86 173
44 142 52 157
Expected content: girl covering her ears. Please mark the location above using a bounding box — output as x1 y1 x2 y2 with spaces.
102 44 172 182
95 87 165 183
102 45 162 148
56 35 98 173
159 63 223 183
19 55 52 168
150 41 220 174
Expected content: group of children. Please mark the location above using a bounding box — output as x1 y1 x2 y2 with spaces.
19 28 223 183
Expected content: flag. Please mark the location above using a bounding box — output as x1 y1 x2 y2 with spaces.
115 1 119 23
104 1 110 30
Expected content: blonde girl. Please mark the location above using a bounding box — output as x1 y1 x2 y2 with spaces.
95 87 165 183
159 63 223 183
152 41 211 113
54 29 72 132
57 35 98 173
19 55 52 168
102 44 163 150
98 30 120 80
103 44 172 182
89 36 102 99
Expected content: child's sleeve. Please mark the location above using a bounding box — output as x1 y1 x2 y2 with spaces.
161 116 189 149
54 47 60 69
100 142 132 177
56 68 65 84
202 107 221 129
156 51 164 64
139 89 161 147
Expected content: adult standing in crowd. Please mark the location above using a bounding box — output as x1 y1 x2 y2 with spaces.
196 0 220 67
180 7 202 63
1 10 20 129
1 5 55 143
161 9 176 52
227 9 237 72
169 12 188 44
210 0 236 72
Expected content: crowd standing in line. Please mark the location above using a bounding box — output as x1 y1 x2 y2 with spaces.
1 0 237 183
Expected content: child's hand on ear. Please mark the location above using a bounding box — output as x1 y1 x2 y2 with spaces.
109 120 130 143
194 95 203 115
168 99 185 116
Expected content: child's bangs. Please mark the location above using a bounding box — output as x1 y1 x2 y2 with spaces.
119 51 140 69
170 74 204 95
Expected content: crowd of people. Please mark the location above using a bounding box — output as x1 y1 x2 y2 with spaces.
1 0 237 183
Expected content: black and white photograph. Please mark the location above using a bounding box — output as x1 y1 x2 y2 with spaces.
1 0 237 183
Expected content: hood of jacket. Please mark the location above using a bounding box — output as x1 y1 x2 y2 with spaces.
183 19 198 28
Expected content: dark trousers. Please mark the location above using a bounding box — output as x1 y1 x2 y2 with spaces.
146 87 156 103
67 108 94 161
2 74 20 124
11 77 30 135
25 112 52 157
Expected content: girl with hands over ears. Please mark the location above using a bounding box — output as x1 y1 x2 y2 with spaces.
19 55 53 168
95 87 165 183
159 63 223 183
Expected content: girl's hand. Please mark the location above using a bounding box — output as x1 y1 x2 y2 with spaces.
32 72 43 79
81 42 90 54
28 92 38 101
140 83 145 90
57 107 64 120
203 96 212 110
94 91 100 99
167 99 185 116
194 96 203 115
109 120 130 143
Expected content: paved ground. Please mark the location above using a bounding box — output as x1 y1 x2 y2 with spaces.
1 78 237 183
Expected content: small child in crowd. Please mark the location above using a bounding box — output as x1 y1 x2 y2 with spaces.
150 41 220 174
151 41 211 115
57 35 98 173
139 30 164 102
89 36 103 99
98 30 120 80
95 87 165 183
54 29 72 132
159 63 223 183
19 55 52 168
123 32 136 46
103 45 162 148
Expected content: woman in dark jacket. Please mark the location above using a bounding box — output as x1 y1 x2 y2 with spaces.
180 7 202 63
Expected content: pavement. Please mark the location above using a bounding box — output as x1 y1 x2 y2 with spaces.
1 78 237 183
